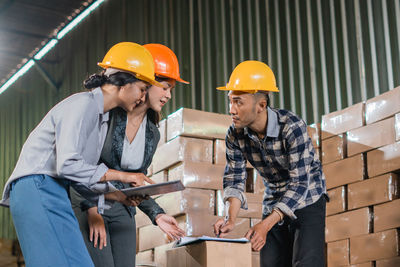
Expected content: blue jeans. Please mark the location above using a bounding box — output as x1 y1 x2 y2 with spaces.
10 174 94 267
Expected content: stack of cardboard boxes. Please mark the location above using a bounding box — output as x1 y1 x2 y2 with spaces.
323 87 400 267
135 108 256 266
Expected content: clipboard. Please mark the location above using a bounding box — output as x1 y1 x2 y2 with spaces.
120 180 185 197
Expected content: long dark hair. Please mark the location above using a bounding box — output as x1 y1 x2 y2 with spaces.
83 71 139 89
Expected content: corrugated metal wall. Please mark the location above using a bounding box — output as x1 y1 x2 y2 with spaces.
0 0 399 239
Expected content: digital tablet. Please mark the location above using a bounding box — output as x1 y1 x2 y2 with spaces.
120 180 185 197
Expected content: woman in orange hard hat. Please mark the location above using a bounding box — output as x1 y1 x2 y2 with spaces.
71 43 189 267
1 42 160 266
213 60 327 267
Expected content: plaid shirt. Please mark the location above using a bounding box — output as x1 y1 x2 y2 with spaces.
223 107 326 220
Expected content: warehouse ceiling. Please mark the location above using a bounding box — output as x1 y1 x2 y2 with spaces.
0 0 90 85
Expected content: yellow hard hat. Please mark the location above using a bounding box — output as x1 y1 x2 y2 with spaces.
98 42 163 87
217 60 279 93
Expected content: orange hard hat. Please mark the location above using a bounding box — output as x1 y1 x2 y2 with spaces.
143 43 189 84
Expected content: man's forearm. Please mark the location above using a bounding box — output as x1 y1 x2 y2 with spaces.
226 197 242 223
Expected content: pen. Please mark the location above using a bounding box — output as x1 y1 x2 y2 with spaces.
217 201 230 238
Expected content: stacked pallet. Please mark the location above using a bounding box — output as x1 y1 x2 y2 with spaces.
323 86 400 267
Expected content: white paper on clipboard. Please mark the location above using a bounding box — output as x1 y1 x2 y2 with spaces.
120 180 185 197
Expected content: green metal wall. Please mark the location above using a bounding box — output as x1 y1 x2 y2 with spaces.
0 0 399 239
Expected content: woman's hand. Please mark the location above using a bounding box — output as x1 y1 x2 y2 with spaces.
122 172 155 187
87 207 107 250
155 214 185 241
105 191 146 206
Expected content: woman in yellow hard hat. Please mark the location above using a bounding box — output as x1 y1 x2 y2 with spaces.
0 42 160 267
71 43 189 267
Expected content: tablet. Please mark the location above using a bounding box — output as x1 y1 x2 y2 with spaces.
120 180 185 197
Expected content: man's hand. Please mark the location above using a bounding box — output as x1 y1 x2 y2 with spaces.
213 218 235 238
105 191 146 206
87 207 107 250
155 214 185 240
245 222 269 251
245 210 282 251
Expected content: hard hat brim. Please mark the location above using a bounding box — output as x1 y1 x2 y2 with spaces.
216 86 280 92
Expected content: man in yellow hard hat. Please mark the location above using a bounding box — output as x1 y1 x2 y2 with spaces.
213 61 327 267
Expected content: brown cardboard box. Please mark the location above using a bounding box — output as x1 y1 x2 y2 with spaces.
158 119 167 147
250 218 262 228
166 241 252 267
151 170 167 184
136 249 154 265
365 86 400 124
322 134 346 164
252 251 260 267
135 208 153 228
253 173 265 194
376 256 400 267
167 108 231 141
367 141 400 177
307 123 321 149
156 188 215 217
325 208 371 242
347 117 396 156
323 154 365 189
168 162 224 190
326 186 346 216
321 102 365 139
374 198 400 232
214 139 226 165
152 136 213 173
176 213 250 239
347 173 398 210
327 239 349 266
216 191 263 219
147 164 153 177
396 113 400 141
138 224 167 251
350 263 374 267
350 229 399 264
154 243 174 267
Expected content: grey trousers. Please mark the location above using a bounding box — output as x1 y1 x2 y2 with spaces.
73 202 137 267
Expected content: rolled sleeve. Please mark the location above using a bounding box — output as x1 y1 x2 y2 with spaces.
223 187 248 210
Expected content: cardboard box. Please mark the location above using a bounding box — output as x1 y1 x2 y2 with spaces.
350 263 374 267
347 117 396 156
156 188 215 217
158 119 167 147
176 213 249 239
325 208 371 242
347 173 398 210
374 198 400 232
307 123 321 149
138 223 167 251
154 243 174 267
327 239 349 266
376 256 400 267
167 108 231 141
152 136 213 173
136 249 154 265
214 139 226 165
216 191 263 219
321 102 365 139
350 229 399 264
166 241 252 267
252 252 260 267
321 134 346 164
147 164 153 177
326 186 346 216
323 154 365 189
396 114 400 141
365 86 400 124
168 162 224 190
367 141 400 177
250 218 262 228
135 208 153 228
151 170 167 184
